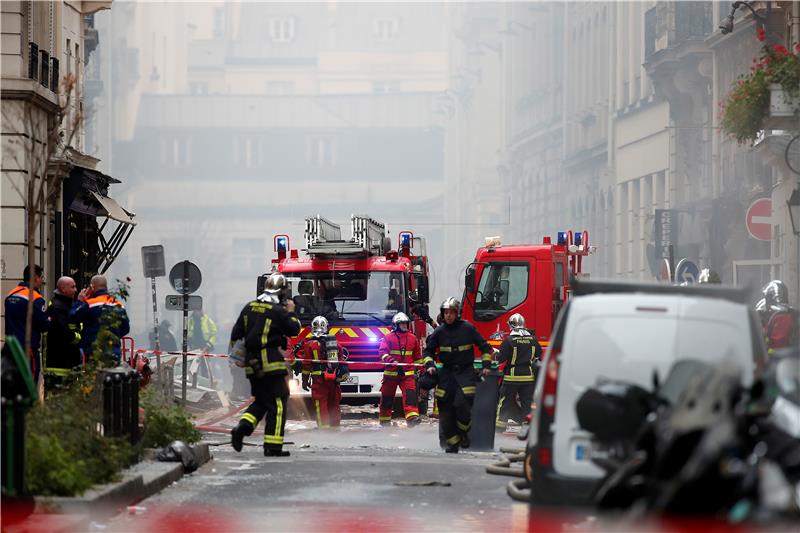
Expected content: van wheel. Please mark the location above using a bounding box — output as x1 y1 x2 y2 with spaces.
524 449 534 483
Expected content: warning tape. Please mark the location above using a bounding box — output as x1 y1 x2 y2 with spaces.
131 349 430 368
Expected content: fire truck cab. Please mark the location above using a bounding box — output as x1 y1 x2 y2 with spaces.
258 215 431 403
461 231 592 351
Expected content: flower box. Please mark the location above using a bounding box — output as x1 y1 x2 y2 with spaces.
770 84 799 117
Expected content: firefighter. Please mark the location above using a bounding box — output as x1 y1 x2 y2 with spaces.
43 276 83 390
70 275 130 361
423 298 492 453
301 316 350 429
230 273 301 457
495 313 541 432
378 312 423 427
188 310 217 352
4 264 50 381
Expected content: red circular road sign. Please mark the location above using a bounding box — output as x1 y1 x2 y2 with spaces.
746 198 773 241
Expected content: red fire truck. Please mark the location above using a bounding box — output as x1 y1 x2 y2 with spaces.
259 215 432 403
460 231 592 351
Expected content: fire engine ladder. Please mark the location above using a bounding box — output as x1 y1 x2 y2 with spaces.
350 214 387 254
305 215 342 248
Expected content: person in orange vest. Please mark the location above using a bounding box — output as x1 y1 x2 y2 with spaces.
378 312 423 427
4 264 50 380
301 316 349 429
69 275 130 361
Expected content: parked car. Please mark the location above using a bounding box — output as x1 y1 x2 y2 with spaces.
524 279 768 507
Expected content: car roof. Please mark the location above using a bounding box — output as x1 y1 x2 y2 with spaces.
569 292 750 319
572 278 753 305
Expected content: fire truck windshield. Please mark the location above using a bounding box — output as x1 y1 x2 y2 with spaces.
284 271 405 325
472 261 529 320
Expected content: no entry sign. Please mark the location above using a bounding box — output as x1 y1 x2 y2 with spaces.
746 198 773 241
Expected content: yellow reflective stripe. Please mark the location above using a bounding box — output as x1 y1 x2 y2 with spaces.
43 367 71 377
404 411 419 419
439 346 452 352
422 356 434 365
360 327 379 340
458 344 473 351
384 371 399 376
404 371 415 376
503 374 534 382
379 415 392 421
435 388 446 398
338 328 358 338
481 353 492 362
378 327 391 335
389 350 405 355
302 369 311 376
263 361 288 372
261 318 272 346
413 358 424 365
461 386 476 395
312 348 319 361
272 397 284 440
241 412 258 426
510 346 518 374
315 400 323 427
309 370 322 376
457 420 471 431
264 436 284 444
447 435 461 445
496 396 505 425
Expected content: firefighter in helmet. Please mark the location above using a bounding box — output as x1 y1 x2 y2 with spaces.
378 312 423 427
230 273 301 457
495 313 541 432
301 316 350 428
423 297 493 453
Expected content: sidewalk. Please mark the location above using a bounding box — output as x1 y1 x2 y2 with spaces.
3 443 211 532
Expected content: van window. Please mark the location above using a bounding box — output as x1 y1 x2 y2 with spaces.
474 262 529 320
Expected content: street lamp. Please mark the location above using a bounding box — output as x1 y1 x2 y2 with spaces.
788 187 800 236
719 1 766 34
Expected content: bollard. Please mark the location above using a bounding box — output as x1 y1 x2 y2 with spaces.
129 370 140 444
112 373 123 437
120 371 131 439
102 374 113 437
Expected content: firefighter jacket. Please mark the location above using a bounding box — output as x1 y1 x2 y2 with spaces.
301 334 341 377
231 296 301 378
378 330 422 377
4 283 50 352
69 289 130 358
496 331 542 383
43 292 83 375
188 313 217 350
423 319 493 371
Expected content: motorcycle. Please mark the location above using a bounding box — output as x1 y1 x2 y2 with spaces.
576 357 800 522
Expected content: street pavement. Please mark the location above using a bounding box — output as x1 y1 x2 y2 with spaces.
102 413 533 532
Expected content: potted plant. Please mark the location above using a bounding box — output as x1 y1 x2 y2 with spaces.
721 28 800 144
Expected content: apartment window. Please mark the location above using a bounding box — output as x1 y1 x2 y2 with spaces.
233 136 256 168
172 137 191 167
232 238 265 275
213 8 225 38
189 82 209 95
66 38 72 75
269 18 296 43
374 18 399 41
307 136 337 168
264 81 295 95
373 80 400 94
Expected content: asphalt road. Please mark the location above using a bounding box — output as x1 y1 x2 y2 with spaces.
103 416 532 532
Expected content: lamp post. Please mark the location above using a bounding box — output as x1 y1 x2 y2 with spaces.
789 187 800 306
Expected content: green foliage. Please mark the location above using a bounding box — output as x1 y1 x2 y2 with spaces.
26 374 136 497
721 42 800 144
140 387 201 449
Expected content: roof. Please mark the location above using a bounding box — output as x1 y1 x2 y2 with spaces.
474 244 563 259
571 278 754 305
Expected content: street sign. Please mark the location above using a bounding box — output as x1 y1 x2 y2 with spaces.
169 261 202 294
746 198 773 241
675 258 700 284
165 294 203 311
654 209 677 262
141 245 166 278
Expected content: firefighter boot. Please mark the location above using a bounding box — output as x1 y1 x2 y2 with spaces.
407 415 421 427
460 432 470 449
264 447 290 457
231 421 252 452
445 443 459 454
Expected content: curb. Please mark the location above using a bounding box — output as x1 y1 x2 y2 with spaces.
31 442 211 520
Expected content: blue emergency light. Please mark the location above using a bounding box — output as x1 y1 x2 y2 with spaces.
274 235 289 252
399 231 413 248
557 231 568 246
574 232 582 246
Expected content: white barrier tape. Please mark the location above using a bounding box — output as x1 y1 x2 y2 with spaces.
130 349 429 368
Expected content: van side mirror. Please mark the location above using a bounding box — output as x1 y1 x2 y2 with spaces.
465 265 476 294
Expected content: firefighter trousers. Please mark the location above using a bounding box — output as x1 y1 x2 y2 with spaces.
380 375 419 422
311 378 341 428
495 381 535 430
239 374 289 451
436 368 476 447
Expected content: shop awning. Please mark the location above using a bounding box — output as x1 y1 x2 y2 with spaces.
90 191 136 226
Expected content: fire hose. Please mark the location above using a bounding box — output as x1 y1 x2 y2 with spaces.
485 447 531 502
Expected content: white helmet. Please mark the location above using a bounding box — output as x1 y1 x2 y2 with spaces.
311 316 329 336
508 313 526 331
263 272 287 294
392 312 411 331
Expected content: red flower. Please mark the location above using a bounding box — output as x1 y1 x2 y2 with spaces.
772 44 789 56
756 27 766 41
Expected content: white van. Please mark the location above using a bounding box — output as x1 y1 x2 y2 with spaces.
524 280 767 507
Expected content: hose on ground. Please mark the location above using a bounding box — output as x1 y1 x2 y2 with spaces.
486 451 526 478
507 478 530 502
